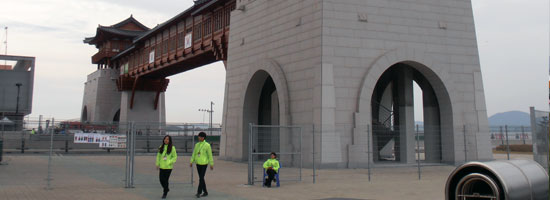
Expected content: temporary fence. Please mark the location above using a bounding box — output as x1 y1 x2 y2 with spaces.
0 117 545 190
0 119 222 190
243 121 544 184
0 120 221 154
123 122 220 188
368 124 448 181
247 124 304 185
530 107 549 171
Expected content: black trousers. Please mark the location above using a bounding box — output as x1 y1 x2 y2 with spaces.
265 168 277 186
159 169 172 193
196 164 208 194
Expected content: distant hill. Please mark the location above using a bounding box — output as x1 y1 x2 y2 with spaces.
488 111 530 126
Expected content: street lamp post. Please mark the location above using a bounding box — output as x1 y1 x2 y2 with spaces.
15 83 22 115
15 83 22 131
198 101 214 136
199 110 207 124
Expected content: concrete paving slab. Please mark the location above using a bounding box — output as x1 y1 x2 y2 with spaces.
0 153 534 200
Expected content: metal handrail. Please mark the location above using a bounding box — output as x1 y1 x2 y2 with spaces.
372 101 394 129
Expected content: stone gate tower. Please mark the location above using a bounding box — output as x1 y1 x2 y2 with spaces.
221 0 492 167
83 16 166 124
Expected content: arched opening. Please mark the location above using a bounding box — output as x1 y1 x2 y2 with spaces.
81 106 88 122
371 63 442 163
242 70 280 161
112 109 120 122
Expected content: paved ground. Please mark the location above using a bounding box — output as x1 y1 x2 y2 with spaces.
0 153 534 200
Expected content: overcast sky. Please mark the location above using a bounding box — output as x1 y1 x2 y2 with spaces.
1 0 548 123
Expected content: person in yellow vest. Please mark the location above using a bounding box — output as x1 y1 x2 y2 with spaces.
263 152 280 187
31 128 36 135
190 132 213 198
156 135 177 199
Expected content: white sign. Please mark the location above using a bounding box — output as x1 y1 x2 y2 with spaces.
149 50 155 64
74 133 96 143
99 135 110 148
116 135 127 148
184 33 192 49
74 133 127 148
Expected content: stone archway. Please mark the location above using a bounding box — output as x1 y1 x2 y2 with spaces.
81 106 88 122
242 71 279 160
112 109 120 122
370 63 443 163
354 47 455 164
239 59 291 161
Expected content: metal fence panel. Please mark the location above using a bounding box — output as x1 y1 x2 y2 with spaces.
531 108 549 170
371 124 446 164
248 124 302 185
0 119 224 190
127 122 198 188
1 117 545 189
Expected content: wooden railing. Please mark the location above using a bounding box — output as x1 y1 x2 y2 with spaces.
117 1 235 78
92 49 119 64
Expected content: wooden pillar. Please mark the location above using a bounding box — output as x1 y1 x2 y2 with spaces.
201 14 204 49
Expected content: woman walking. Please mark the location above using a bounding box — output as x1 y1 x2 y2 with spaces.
190 132 213 198
156 135 177 199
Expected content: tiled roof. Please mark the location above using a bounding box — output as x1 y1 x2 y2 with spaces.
193 0 212 5
84 15 150 45
98 26 145 37
83 37 94 43
191 0 220 15
111 15 149 30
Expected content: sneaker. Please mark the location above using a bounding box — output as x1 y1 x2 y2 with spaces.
201 193 208 197
162 194 167 199
195 193 201 198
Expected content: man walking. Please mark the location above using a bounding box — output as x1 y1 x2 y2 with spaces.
190 132 213 198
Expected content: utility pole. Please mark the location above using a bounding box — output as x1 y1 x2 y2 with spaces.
4 27 7 65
